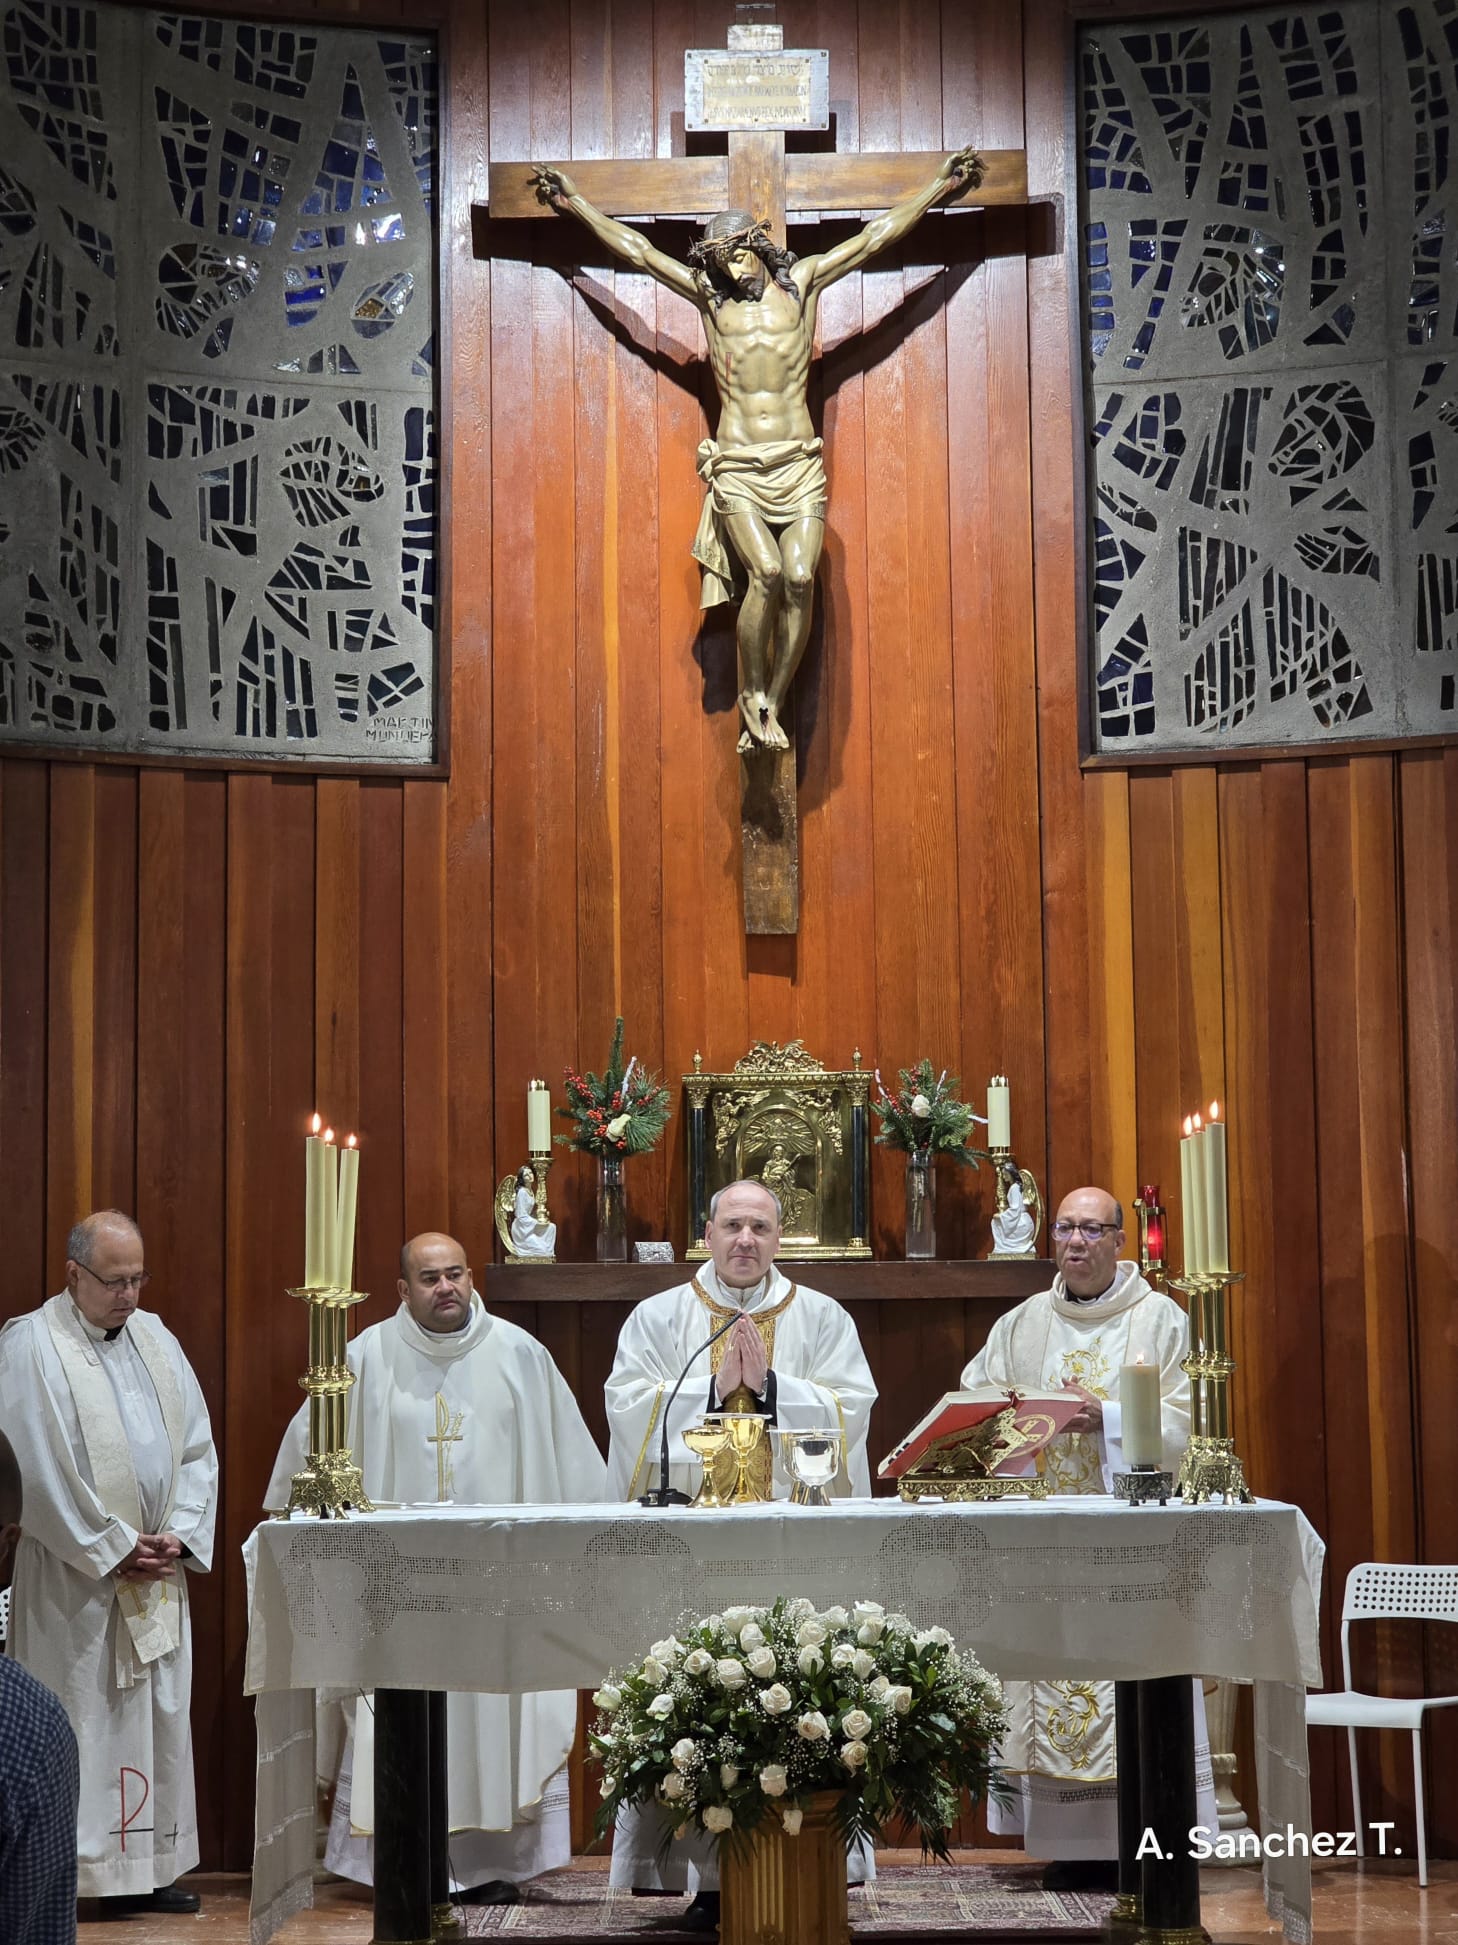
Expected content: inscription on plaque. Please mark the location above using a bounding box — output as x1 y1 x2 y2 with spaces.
685 48 830 132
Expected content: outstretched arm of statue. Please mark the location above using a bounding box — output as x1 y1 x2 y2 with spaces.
798 145 983 296
531 165 702 304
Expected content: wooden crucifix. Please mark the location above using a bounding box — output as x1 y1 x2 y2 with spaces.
483 10 1028 934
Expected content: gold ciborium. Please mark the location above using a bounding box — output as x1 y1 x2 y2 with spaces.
684 1418 735 1509
721 1412 772 1504
781 1428 842 1506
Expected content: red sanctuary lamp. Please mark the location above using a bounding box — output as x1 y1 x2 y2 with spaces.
1134 1183 1166 1281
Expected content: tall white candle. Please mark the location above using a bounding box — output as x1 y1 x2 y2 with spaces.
987 1076 1011 1148
1180 1116 1206 1275
320 1128 339 1287
527 1080 552 1152
1120 1353 1162 1467
334 1134 360 1291
1203 1104 1229 1273
305 1114 329 1288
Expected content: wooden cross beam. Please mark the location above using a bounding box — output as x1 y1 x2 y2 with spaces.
481 110 1029 934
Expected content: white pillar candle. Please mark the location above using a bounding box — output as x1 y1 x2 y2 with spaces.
1180 1117 1207 1275
527 1079 552 1152
334 1135 360 1291
1203 1105 1229 1274
305 1114 329 1288
987 1076 1011 1148
1120 1353 1162 1467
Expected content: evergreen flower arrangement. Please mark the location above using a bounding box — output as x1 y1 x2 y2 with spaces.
558 1017 671 1157
872 1059 987 1164
590 1596 1007 1856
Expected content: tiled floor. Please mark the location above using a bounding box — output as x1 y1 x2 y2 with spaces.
77 1853 1458 1942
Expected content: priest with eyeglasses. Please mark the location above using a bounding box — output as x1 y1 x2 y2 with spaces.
960 1185 1213 1891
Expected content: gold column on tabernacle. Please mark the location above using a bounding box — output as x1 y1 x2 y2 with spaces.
282 1115 372 1519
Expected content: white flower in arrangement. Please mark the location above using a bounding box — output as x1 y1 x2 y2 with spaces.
841 1739 869 1770
786 1597 817 1621
857 1618 885 1645
797 1710 830 1741
796 1646 825 1676
716 1658 748 1689
781 1806 804 1835
702 1804 734 1833
605 1113 630 1140
822 1605 850 1627
641 1656 669 1687
852 1649 877 1679
599 1776 616 1799
758 1763 789 1797
671 1738 698 1771
647 1693 675 1720
853 1600 885 1623
661 1772 688 1800
739 1622 766 1650
651 1637 684 1664
889 1685 913 1715
885 1613 912 1633
720 1763 740 1789
841 1708 873 1740
910 1092 933 1119
913 1626 954 1649
747 1646 777 1679
759 1683 794 1715
796 1618 828 1648
683 1648 714 1677
722 1605 758 1634
594 1684 623 1711
830 1643 857 1669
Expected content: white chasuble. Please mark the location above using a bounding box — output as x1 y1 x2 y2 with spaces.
0 1295 218 1897
605 1266 877 1892
605 1264 877 1504
962 1262 1213 1858
265 1295 607 1889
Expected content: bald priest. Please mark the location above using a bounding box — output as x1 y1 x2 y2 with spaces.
266 1231 606 1899
605 1179 877 1912
962 1185 1214 1889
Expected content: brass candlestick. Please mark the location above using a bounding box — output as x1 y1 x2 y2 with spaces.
1171 1269 1253 1504
493 1148 556 1263
282 1283 372 1518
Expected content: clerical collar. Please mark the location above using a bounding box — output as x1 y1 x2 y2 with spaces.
1049 1259 1145 1322
394 1290 493 1362
699 1263 778 1312
70 1299 124 1344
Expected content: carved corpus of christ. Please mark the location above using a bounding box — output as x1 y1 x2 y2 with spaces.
531 149 983 755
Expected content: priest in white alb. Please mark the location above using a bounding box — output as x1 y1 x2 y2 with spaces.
961 1185 1214 1891
0 1210 218 1913
265 1231 606 1901
604 1178 877 1921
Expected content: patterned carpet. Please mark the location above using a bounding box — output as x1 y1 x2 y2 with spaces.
457 1864 1117 1937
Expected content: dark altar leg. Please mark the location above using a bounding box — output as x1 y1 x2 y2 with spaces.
428 1690 460 1937
1135 1675 1210 1944
1105 1680 1142 1939
373 1689 432 1944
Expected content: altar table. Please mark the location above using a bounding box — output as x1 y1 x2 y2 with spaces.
244 1496 1324 1944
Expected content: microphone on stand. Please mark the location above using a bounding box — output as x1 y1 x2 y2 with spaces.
637 1313 743 1507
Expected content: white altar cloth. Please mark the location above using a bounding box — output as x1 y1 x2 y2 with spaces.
244 1497 1324 1944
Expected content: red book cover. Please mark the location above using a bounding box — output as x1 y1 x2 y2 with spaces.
877 1388 1086 1480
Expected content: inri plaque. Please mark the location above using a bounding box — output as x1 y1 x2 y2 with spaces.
685 47 830 132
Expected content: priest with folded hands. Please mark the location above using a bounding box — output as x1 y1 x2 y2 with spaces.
265 1230 606 1903
603 1178 877 1921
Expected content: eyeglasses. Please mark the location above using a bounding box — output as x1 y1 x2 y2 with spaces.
1051 1220 1119 1242
77 1263 151 1294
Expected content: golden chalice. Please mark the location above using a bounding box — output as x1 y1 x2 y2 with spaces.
683 1418 734 1509
781 1428 842 1506
721 1412 771 1504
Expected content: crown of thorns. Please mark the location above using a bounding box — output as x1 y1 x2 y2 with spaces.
688 218 772 266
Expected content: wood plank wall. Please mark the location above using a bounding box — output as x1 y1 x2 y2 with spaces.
0 0 1454 1870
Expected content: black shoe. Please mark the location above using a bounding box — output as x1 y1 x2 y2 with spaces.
1041 1859 1119 1894
457 1880 522 1907
97 1884 203 1915
681 1892 721 1933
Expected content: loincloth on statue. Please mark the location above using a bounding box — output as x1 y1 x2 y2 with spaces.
691 437 828 608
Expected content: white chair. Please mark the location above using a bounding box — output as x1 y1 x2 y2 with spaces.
1306 1561 1458 1886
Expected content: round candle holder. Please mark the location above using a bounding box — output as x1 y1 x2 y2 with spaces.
1113 1462 1173 1507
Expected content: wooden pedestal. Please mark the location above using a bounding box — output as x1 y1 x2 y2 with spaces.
720 1793 850 1945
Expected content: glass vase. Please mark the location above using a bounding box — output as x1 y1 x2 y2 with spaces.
905 1151 936 1259
597 1151 628 1263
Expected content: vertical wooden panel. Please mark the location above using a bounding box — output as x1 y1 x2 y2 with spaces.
0 761 49 1314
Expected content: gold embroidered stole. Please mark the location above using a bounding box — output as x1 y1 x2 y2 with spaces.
692 1277 797 1497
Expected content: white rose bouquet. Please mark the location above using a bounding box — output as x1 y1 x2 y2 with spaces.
590 1596 1007 1855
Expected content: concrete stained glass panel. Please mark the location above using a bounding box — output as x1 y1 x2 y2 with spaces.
1080 2 1458 751
0 2 438 761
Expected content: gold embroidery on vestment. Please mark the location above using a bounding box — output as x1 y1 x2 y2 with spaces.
1045 1680 1101 1768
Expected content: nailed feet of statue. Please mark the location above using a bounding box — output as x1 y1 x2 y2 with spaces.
736 691 789 752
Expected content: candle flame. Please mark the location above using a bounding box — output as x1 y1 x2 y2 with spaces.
1134 1351 1147 1365
1183 1114 1193 1137
1208 1099 1221 1121
1192 1110 1204 1132
323 1126 335 1144
345 1132 357 1149
310 1111 321 1135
